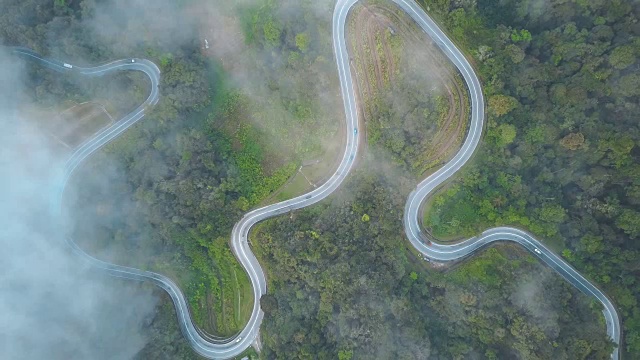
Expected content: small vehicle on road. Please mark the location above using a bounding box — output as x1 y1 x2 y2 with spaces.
305 195 312 200
63 63 73 69
354 128 358 135
131 59 135 63
235 337 242 343
534 248 542 255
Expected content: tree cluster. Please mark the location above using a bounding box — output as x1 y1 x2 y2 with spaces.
255 163 612 359
419 0 640 355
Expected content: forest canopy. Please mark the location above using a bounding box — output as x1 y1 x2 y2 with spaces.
1 0 638 359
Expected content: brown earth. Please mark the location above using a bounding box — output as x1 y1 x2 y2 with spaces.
348 1 468 175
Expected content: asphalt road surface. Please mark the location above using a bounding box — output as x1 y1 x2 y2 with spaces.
11 0 620 358
391 1 620 358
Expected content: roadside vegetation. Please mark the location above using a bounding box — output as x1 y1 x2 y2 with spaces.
17 60 147 150
6 0 343 341
233 0 345 202
3 0 638 359
67 0 345 338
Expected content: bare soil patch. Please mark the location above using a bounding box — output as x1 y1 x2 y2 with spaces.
25 101 113 150
348 1 469 175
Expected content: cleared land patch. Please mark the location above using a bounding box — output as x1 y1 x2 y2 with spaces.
347 0 469 176
55 102 114 147
24 101 113 150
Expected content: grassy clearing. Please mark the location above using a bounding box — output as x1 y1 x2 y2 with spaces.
233 267 254 326
60 102 113 146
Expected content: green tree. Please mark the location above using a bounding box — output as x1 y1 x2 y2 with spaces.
578 234 604 255
505 44 525 64
609 45 636 70
538 204 566 223
263 18 282 46
615 73 640 97
338 349 353 360
488 95 519 116
511 29 532 42
260 294 278 315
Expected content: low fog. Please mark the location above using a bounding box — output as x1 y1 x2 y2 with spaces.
0 48 158 360
1 0 477 358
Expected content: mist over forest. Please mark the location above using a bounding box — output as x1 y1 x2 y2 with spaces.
1 0 638 359
0 46 158 359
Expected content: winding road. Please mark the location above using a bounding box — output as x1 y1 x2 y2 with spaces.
11 0 620 358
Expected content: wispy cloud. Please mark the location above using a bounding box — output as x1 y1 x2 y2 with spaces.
0 47 158 360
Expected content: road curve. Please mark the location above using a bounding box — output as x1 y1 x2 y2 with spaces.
387 1 621 358
11 47 253 355
11 0 620 358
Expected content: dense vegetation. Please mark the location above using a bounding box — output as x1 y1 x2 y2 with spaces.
3 0 637 359
254 160 612 359
415 0 640 355
252 0 639 358
67 0 344 337
5 0 343 342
